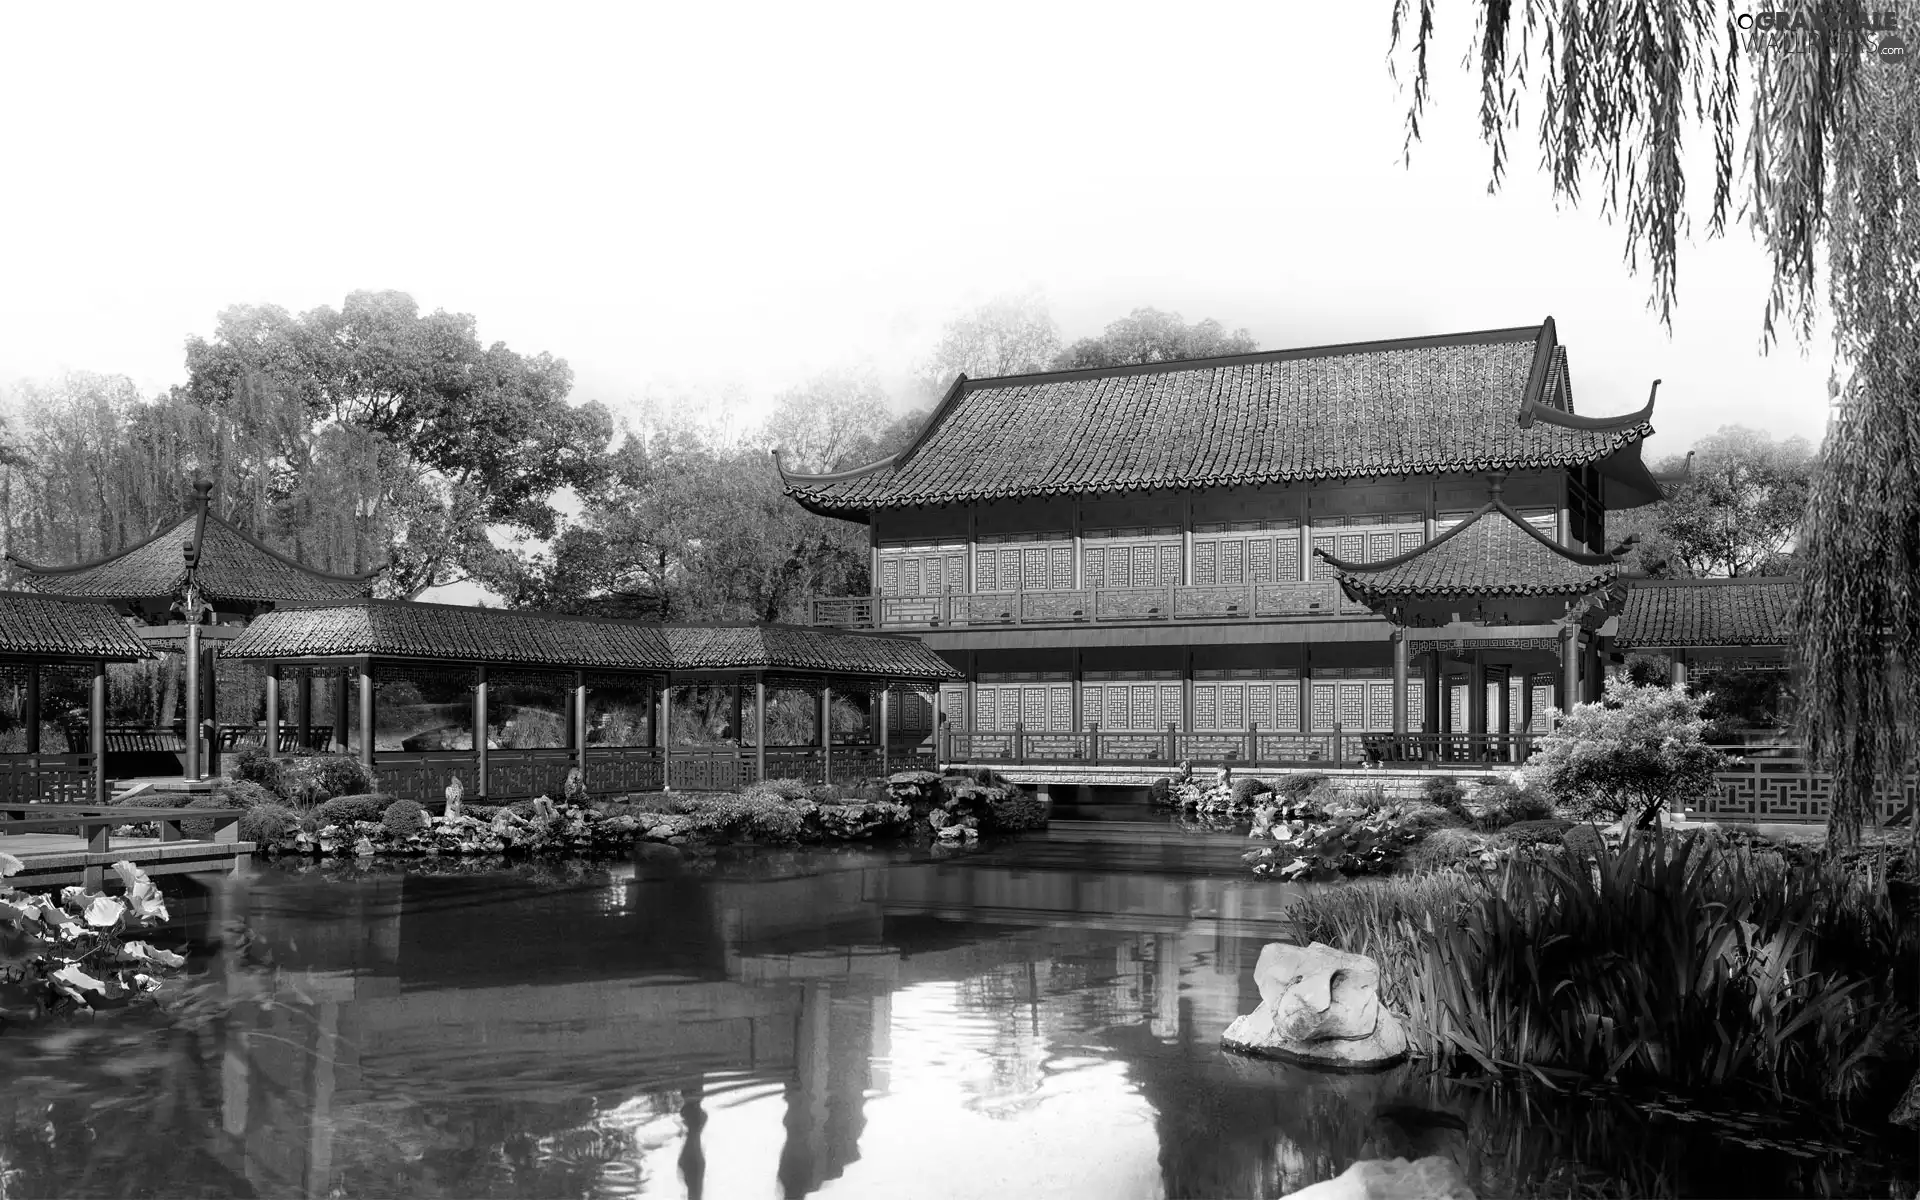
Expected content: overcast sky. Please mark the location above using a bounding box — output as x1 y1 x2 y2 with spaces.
1 2 1834 462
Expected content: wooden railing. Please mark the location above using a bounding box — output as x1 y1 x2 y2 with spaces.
943 725 1543 769
1697 745 1918 825
0 755 97 805
810 580 1368 629
363 744 933 800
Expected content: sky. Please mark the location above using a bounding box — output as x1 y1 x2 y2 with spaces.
0 1 1837 465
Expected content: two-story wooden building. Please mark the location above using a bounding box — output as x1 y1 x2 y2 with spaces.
780 318 1666 770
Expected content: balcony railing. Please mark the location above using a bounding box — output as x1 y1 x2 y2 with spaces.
941 725 1541 770
810 581 1372 629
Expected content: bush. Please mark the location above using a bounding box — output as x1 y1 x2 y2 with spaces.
229 746 285 795
381 798 429 838
1230 777 1274 806
1522 677 1728 827
1148 777 1172 806
308 793 393 829
984 787 1049 832
1503 817 1576 847
180 794 239 839
1275 771 1330 800
277 753 373 807
744 777 811 802
239 800 303 846
1422 774 1468 815
214 779 278 812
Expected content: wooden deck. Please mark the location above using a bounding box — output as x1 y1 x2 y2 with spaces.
1 804 253 889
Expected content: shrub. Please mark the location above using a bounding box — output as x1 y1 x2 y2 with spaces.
1422 774 1468 815
214 779 278 812
984 787 1049 832
180 795 239 839
239 801 303 846
229 746 285 795
1275 771 1330 800
803 783 843 804
1522 677 1728 827
744 778 811 802
277 753 374 807
381 798 429 837
308 793 392 829
1230 777 1274 806
1503 817 1576 847
1148 777 1172 806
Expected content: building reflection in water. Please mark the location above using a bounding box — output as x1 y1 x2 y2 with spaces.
186 841 1312 1199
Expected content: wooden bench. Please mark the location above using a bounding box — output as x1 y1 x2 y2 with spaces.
99 727 188 754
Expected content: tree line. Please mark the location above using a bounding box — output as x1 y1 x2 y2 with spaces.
0 293 1263 623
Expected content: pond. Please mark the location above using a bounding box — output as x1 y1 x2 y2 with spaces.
0 823 1912 1199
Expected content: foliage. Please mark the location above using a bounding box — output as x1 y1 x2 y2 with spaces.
237 801 302 846
983 787 1049 832
0 856 187 1021
744 777 811 802
1612 428 1814 578
307 793 392 829
1387 1 1920 854
1523 678 1727 826
380 799 429 838
212 779 277 812
1231 776 1274 806
1422 774 1468 816
1053 307 1257 370
1276 771 1331 800
1502 818 1577 848
1471 778 1554 830
229 749 371 808
917 290 1060 392
1245 790 1427 882
1296 830 1917 1111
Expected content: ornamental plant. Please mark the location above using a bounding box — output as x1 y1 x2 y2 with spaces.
1523 677 1729 828
0 855 186 1021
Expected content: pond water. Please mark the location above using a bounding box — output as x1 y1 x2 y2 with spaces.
0 823 1913 1200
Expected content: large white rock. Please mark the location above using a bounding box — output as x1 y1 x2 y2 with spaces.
1283 1156 1476 1200
1222 941 1410 1069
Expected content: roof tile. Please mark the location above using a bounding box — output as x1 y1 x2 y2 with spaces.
0 592 155 660
1614 579 1797 649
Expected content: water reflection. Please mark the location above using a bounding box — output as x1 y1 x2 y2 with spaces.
0 829 1910 1199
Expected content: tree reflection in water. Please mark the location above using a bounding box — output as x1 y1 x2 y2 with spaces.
0 844 1911 1200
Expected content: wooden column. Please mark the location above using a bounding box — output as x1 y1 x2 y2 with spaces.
647 679 660 747
23 665 39 755
1423 651 1441 749
1467 652 1487 758
820 683 833 785
574 670 588 783
356 660 374 772
184 622 202 780
265 666 281 760
659 682 673 790
754 675 768 784
332 667 349 753
203 643 221 779
1671 649 1689 689
474 665 489 798
1521 671 1535 733
294 669 312 752
878 686 891 770
90 659 107 804
1390 630 1409 742
1496 668 1513 760
732 679 745 745
1557 625 1578 720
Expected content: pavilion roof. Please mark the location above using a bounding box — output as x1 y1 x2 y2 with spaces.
1614 577 1797 650
0 592 155 661
223 600 962 682
779 317 1665 518
5 482 376 607
1317 500 1621 601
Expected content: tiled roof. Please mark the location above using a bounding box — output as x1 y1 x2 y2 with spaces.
1614 578 1797 649
1320 502 1620 599
8 510 374 605
780 319 1657 516
0 592 155 660
224 601 961 682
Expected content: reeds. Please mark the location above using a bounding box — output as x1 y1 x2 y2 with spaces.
1285 831 1918 1110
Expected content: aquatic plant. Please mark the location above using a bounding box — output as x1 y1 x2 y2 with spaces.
1287 830 1919 1112
0 856 186 1021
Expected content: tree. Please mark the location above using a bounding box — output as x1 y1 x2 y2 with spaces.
1392 1 1920 850
1611 427 1813 577
763 366 891 473
1523 678 1729 828
918 291 1060 393
182 291 613 596
1053 307 1257 369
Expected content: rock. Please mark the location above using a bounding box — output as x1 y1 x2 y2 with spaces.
1222 941 1410 1070
1282 1156 1475 1200
647 824 675 840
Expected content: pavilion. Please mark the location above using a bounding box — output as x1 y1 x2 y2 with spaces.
5 480 377 780
0 591 156 804
1611 576 1796 686
1316 474 1634 763
222 599 962 802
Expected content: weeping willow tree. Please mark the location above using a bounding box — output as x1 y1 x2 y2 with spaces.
1390 0 1920 851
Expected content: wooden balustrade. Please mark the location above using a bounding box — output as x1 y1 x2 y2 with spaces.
810 580 1361 630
